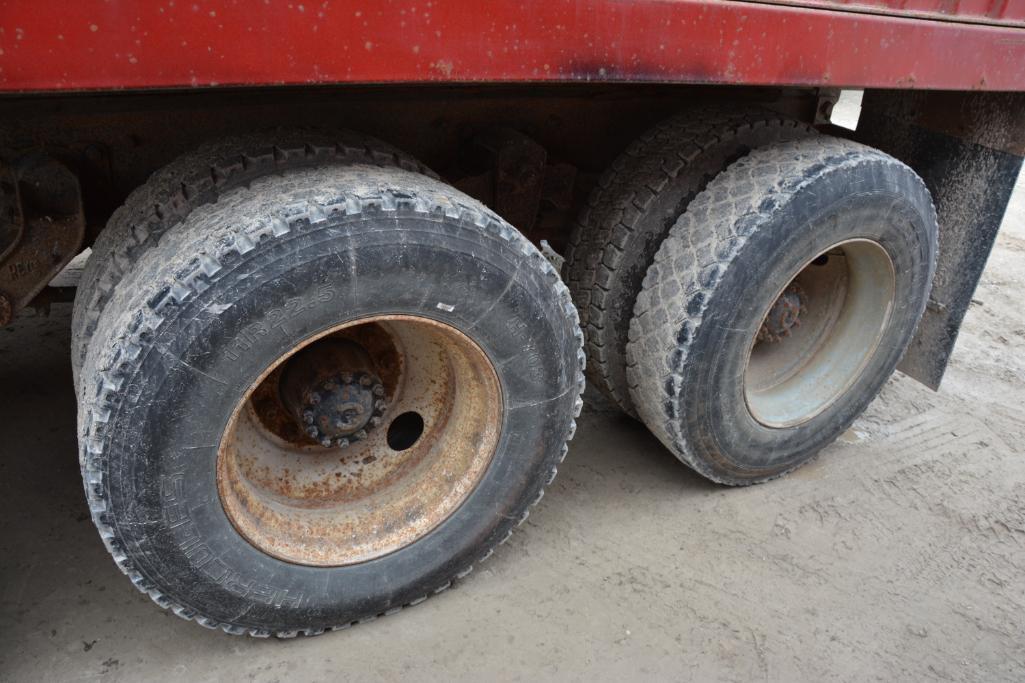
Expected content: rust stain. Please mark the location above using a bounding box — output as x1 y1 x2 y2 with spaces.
216 314 502 567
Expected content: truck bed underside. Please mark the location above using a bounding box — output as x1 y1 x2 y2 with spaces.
1 83 1023 388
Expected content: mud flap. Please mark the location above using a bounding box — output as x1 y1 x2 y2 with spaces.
850 91 1025 390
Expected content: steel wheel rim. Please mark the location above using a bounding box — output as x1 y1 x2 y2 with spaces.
744 238 896 428
217 314 502 567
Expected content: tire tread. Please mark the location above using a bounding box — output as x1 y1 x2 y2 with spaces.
71 129 435 387
563 107 815 414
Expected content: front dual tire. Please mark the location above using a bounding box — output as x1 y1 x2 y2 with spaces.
77 165 583 636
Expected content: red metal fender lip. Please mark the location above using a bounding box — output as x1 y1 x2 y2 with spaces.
1 0 1025 93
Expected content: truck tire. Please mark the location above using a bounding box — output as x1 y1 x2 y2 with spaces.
563 107 815 415
71 129 431 390
77 164 584 636
627 137 937 485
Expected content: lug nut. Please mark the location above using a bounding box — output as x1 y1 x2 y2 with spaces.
279 339 390 449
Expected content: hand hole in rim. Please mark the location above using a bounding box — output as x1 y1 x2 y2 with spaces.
387 411 425 451
744 238 895 428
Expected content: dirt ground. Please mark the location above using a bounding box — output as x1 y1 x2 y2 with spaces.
2 153 1024 681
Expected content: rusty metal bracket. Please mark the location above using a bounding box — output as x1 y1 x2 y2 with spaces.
815 88 841 126
0 153 85 325
475 127 548 236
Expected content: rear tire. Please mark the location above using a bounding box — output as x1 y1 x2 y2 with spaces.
78 164 584 636
627 137 937 485
563 107 815 415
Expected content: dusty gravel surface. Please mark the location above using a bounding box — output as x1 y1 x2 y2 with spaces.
1 170 1024 682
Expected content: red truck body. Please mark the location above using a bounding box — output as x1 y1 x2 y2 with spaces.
2 0 1025 93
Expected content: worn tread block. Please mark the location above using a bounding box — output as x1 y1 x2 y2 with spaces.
563 107 815 415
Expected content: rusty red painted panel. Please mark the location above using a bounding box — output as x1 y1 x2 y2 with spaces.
1 0 1024 93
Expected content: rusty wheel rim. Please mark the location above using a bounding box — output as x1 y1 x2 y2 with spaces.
217 315 502 567
744 238 895 428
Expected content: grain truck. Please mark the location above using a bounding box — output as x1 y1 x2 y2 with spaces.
1 0 1022 636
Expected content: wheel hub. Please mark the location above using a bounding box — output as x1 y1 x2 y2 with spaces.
757 283 805 343
279 339 387 447
300 372 386 447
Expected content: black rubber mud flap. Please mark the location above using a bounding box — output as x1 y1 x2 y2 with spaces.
852 91 1025 390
